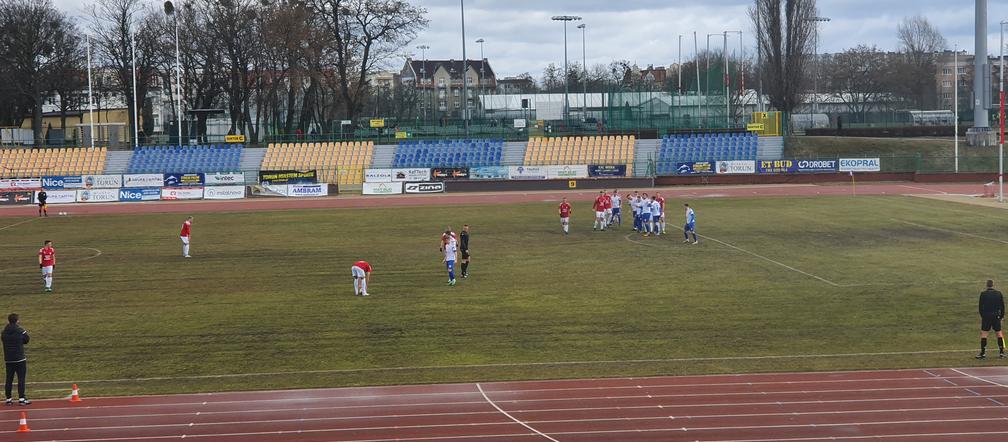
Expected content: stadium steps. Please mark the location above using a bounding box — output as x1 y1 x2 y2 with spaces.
103 150 133 175
501 142 527 166
633 139 660 177
240 148 267 184
371 144 396 168
757 136 784 160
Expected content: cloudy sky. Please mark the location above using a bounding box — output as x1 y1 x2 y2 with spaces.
52 0 1008 78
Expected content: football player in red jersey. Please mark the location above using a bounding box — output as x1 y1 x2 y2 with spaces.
351 260 372 296
558 198 572 235
38 240 55 292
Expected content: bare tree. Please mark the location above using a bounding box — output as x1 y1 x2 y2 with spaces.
749 0 817 114
824 44 893 114
895 15 946 109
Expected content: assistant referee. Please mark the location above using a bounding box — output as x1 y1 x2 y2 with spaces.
976 280 1005 360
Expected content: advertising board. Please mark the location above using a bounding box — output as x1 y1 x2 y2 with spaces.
81 174 122 189
204 172 245 185
161 187 205 200
404 182 445 194
75 188 118 202
41 175 84 189
362 182 403 195
676 161 716 175
118 188 161 202
163 173 205 187
508 166 548 180
364 169 393 183
203 186 246 200
546 165 589 179
122 174 164 188
391 168 431 182
715 161 756 175
839 158 881 172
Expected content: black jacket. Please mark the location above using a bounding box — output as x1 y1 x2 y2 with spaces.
1 324 29 363
460 232 469 251
979 289 1005 318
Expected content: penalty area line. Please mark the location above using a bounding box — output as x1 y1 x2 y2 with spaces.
0 217 37 231
696 233 843 287
895 219 1008 245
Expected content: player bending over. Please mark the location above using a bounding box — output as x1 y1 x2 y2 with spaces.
443 231 458 286
38 240 55 293
351 260 372 296
592 191 607 231
559 198 572 235
683 203 698 244
180 216 193 258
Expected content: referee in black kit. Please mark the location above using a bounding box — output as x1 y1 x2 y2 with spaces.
460 224 471 278
976 280 1005 360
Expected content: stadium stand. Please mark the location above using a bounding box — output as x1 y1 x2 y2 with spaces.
656 132 758 175
0 147 107 178
392 139 503 168
128 145 242 174
523 136 635 171
261 141 374 185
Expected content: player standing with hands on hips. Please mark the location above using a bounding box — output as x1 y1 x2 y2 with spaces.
976 280 1005 359
180 216 193 258
38 240 55 292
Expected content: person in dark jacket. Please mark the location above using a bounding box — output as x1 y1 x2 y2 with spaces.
2 313 30 405
976 280 1006 360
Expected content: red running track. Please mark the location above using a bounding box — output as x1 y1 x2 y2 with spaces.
6 367 1008 441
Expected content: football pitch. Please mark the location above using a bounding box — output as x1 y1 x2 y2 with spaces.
0 194 1004 398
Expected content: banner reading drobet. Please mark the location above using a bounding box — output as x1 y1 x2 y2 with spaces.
35 190 76 204
364 168 393 183
259 170 317 185
757 159 799 174
0 178 42 190
161 187 205 200
122 174 163 188
404 182 445 194
546 165 589 179
204 172 245 186
715 161 756 175
391 168 431 182
588 164 627 177
75 188 118 203
839 158 881 172
362 182 403 195
430 167 470 181
470 166 510 180
288 184 328 197
41 175 84 189
82 174 122 189
508 165 548 180
676 161 716 175
118 188 161 202
203 185 246 200
0 191 34 205
796 159 838 173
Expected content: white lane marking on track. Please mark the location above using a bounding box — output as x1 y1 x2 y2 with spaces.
900 185 950 195
0 217 36 231
696 233 843 287
708 430 1008 442
476 383 558 441
895 219 1008 245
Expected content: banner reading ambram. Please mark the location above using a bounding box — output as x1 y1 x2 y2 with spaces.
259 170 317 185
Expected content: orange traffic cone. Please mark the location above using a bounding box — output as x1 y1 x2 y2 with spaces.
16 411 30 433
69 384 81 402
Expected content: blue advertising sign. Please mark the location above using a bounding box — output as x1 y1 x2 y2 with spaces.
588 164 628 177
41 175 84 189
163 173 205 187
470 166 510 180
757 160 799 174
118 187 161 202
795 159 838 173
676 161 716 175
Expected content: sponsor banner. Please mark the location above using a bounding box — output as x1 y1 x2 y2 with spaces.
839 158 881 172
288 184 328 197
204 185 246 200
0 178 43 190
0 191 34 205
41 175 84 189
431 167 470 181
118 187 161 202
676 161 716 175
75 188 118 203
508 165 548 180
404 182 445 194
546 165 589 179
470 166 510 180
81 174 122 189
122 174 163 188
716 161 756 175
588 164 628 177
161 187 205 200
224 134 246 143
259 170 317 185
363 182 403 195
757 160 799 174
163 173 205 187
796 159 838 173
35 190 76 204
204 172 245 185
365 168 393 183
391 168 431 182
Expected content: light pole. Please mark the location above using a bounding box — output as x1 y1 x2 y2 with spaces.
694 32 702 127
476 38 484 119
807 16 830 118
756 0 763 112
999 21 1006 202
706 33 725 127
164 1 183 147
417 44 429 123
954 46 959 173
460 0 469 135
725 30 743 126
86 34 95 149
552 15 581 123
577 24 587 120
131 32 139 147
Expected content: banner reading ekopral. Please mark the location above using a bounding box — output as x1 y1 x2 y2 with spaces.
839 158 881 172
364 169 393 183
204 172 246 186
715 161 756 175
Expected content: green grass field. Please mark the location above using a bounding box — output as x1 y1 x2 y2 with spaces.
1 195 1005 398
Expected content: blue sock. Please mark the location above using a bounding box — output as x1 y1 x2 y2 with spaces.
684 230 689 240
449 270 455 280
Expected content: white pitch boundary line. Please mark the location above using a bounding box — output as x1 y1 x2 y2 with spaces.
28 349 976 385
476 383 558 442
895 219 1008 245
900 184 950 195
951 368 1008 390
0 217 36 231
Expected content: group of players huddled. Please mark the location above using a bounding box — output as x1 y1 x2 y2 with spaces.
560 190 698 243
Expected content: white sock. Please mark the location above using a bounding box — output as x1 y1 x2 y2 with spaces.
45 276 52 288
353 279 359 295
183 244 190 256
361 279 367 294
563 223 569 233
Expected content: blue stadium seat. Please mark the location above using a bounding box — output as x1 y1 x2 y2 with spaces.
128 145 244 174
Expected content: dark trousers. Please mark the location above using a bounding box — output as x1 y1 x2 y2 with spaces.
5 361 26 399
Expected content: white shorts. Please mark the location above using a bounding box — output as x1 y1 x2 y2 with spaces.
605 209 612 215
560 217 570 223
41 265 53 275
180 236 190 245
595 211 605 218
351 266 365 278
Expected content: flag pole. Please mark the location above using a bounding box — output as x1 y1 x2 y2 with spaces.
850 171 856 197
